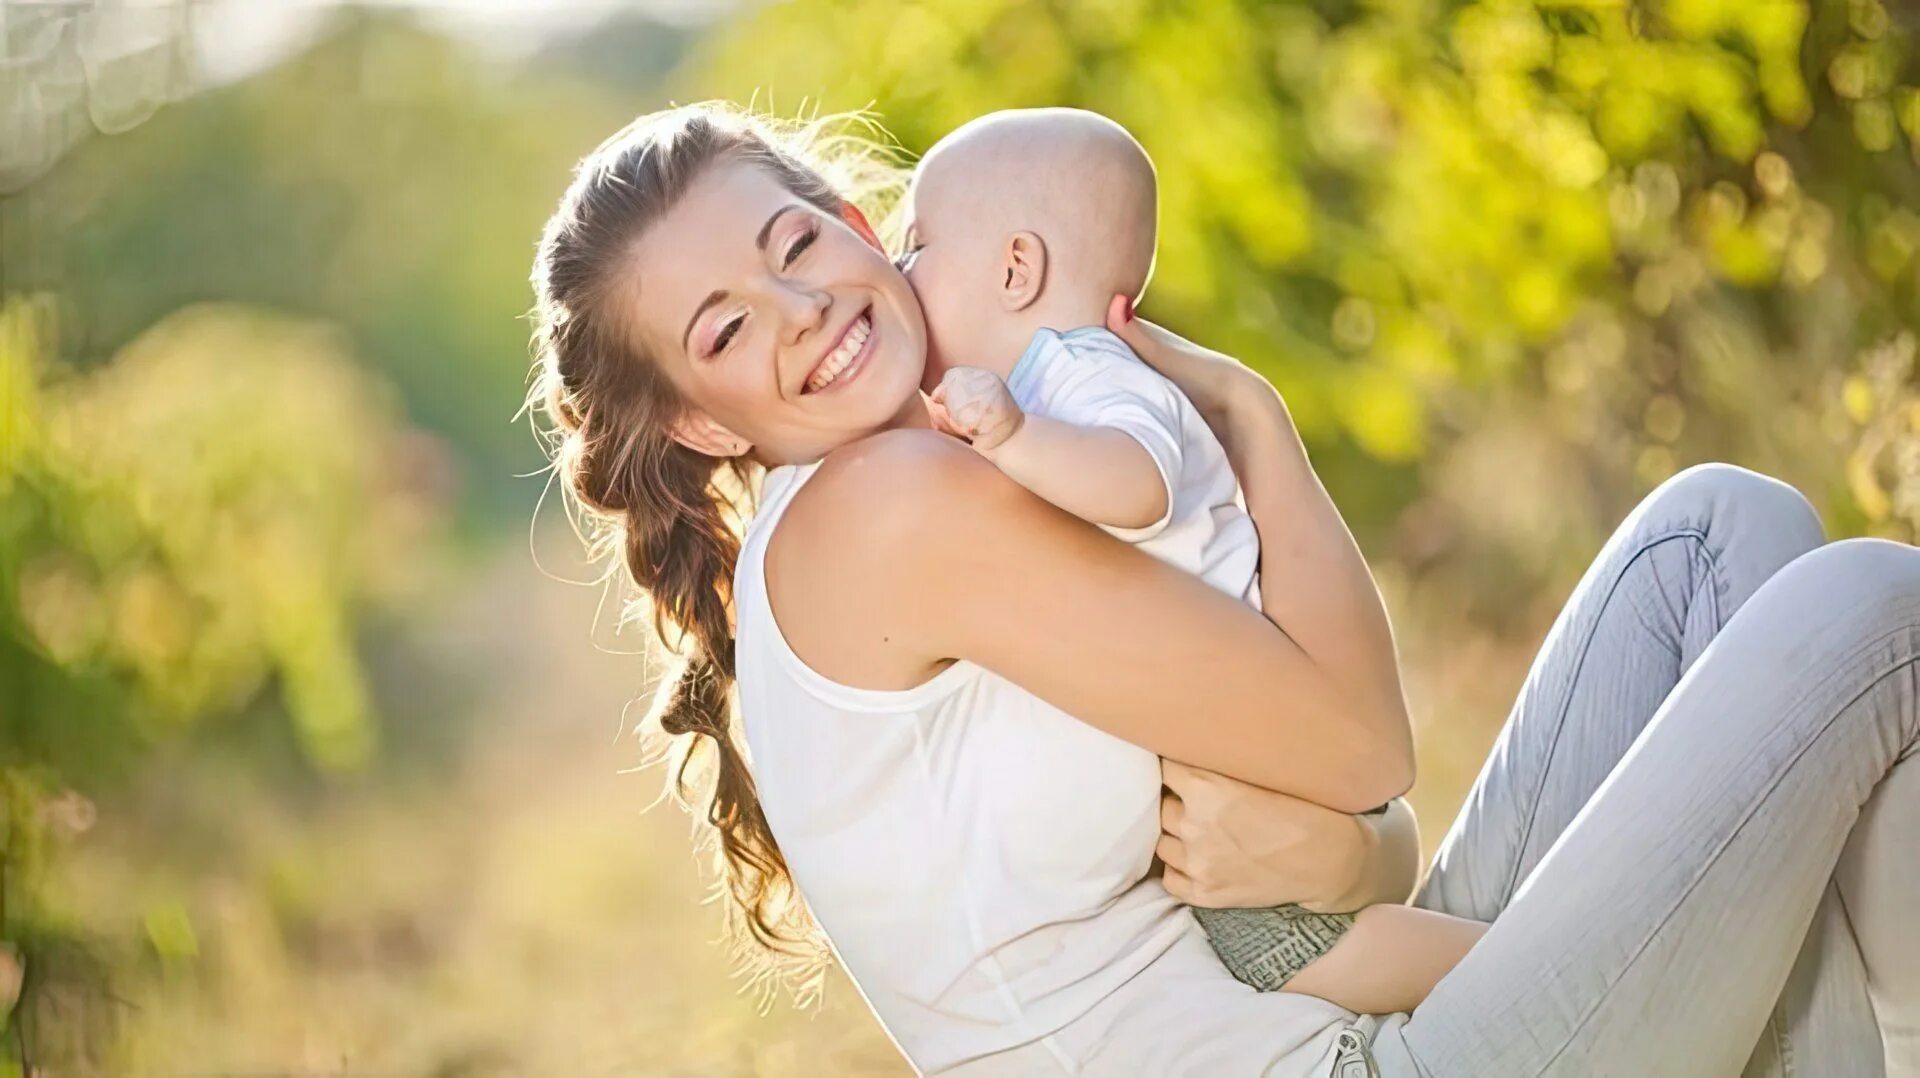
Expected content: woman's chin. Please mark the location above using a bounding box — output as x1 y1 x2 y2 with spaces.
862 337 932 409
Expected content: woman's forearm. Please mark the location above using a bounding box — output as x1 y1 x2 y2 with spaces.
1223 388 1415 788
1101 307 1414 790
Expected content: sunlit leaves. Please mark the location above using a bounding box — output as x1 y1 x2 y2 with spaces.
692 0 1919 565
1839 331 1920 534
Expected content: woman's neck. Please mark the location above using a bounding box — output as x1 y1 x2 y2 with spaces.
756 390 936 469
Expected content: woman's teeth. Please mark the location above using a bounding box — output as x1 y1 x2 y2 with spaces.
807 312 871 393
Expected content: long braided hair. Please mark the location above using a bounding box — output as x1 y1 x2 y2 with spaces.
524 102 905 1000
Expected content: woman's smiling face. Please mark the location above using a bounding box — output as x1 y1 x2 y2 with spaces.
623 157 931 466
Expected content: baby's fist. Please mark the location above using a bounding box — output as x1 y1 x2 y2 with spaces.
932 367 1024 453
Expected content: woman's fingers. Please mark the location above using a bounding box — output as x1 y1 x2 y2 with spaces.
1161 758 1202 789
1103 292 1197 373
1161 864 1196 905
1159 790 1185 835
1154 831 1187 872
1162 760 1226 813
1104 293 1271 429
1105 292 1162 366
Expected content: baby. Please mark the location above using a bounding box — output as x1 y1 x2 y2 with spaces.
899 108 1483 1015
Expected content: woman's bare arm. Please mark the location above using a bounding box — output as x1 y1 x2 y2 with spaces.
1101 303 1422 906
769 429 1412 813
1107 307 1414 781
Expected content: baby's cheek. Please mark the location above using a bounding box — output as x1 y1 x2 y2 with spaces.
906 252 975 371
918 293 963 369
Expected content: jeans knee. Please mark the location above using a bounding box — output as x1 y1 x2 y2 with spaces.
1768 538 1920 635
1653 463 1818 533
1643 463 1823 564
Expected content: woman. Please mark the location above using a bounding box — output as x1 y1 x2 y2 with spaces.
528 104 1920 1076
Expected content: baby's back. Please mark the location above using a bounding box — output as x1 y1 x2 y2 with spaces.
1007 327 1260 605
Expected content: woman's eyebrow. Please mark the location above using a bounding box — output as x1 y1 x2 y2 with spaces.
679 203 804 354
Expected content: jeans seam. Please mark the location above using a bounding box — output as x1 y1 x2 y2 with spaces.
1623 584 1685 665
1502 527 1715 904
1533 637 1920 1075
1646 543 1726 667
1774 997 1795 1077
1696 540 1725 652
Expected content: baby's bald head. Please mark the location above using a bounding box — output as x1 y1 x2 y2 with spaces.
912 108 1157 308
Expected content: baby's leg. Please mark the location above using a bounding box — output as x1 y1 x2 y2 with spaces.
1283 905 1487 1015
1191 904 1355 991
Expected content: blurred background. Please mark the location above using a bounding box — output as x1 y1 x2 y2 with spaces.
1 0 1917 1072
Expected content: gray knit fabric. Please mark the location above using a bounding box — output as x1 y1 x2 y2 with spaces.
1192 903 1356 990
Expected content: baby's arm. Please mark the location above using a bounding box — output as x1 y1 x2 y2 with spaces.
1282 904 1487 1014
934 367 1168 531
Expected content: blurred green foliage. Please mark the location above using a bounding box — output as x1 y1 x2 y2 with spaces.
0 9 691 1064
0 14 634 530
0 299 437 777
0 295 443 1064
697 0 1920 618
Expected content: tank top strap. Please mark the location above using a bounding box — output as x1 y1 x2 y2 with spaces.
736 459 977 713
750 460 823 541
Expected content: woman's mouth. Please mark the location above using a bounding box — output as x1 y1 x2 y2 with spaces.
803 307 874 395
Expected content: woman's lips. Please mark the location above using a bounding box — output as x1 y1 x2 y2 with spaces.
802 306 876 395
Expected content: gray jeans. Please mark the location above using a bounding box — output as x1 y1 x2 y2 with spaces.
1363 464 1920 1077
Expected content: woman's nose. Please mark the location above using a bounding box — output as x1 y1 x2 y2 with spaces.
775 282 831 345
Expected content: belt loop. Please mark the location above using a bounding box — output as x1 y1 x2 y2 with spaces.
1332 1017 1381 1078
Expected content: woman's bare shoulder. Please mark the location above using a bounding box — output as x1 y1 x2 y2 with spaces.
784 428 1017 552
765 428 1017 685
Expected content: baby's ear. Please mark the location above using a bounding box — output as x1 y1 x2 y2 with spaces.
999 231 1047 311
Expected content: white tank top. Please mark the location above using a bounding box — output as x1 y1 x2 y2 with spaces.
733 459 1193 1072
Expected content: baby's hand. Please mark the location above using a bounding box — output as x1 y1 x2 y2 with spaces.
932 367 1024 454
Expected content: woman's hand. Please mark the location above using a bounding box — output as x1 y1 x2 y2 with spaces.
1104 295 1279 443
1157 759 1418 913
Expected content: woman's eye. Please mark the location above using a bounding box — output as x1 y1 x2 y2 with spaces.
712 317 741 354
782 228 818 268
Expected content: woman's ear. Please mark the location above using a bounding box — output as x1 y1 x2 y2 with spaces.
999 231 1047 311
668 409 752 458
840 202 883 252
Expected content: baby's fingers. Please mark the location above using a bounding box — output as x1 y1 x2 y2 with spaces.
947 398 988 434
928 398 966 439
